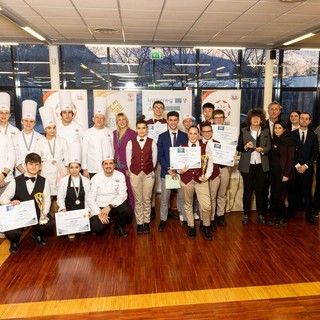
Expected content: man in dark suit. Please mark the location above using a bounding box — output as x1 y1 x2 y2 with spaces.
290 112 318 224
266 101 281 139
157 111 188 231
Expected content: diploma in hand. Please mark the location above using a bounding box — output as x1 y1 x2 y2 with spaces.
34 192 48 225
201 154 209 177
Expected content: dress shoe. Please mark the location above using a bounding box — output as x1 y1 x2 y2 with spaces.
168 210 179 220
257 214 266 225
201 226 212 241
199 220 204 232
217 216 227 226
210 220 217 232
267 217 279 226
30 232 46 246
158 220 166 232
9 242 19 254
182 220 188 228
242 214 249 225
188 227 196 239
274 219 288 228
143 223 150 234
137 224 144 234
150 207 156 221
114 225 128 238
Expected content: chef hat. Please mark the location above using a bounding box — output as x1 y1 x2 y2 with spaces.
68 142 82 165
183 113 195 122
0 92 10 112
59 90 73 111
22 100 37 120
94 96 107 116
101 139 114 162
39 106 56 128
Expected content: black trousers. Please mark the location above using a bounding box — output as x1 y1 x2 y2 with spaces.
269 167 288 219
90 201 133 235
5 214 55 243
241 164 267 215
313 158 320 211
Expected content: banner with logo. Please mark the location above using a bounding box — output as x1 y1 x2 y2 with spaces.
42 90 88 129
142 90 192 121
201 90 241 132
93 90 137 131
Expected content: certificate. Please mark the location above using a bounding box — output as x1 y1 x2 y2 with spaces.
170 146 201 170
208 141 236 167
55 209 90 236
212 125 238 146
0 200 38 232
165 174 181 189
147 123 167 143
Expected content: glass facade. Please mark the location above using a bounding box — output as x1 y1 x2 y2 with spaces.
1 44 320 128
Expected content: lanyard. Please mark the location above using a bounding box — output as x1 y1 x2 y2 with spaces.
47 138 56 159
22 131 34 152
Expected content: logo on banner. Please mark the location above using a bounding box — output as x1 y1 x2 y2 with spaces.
231 94 239 100
214 100 231 118
108 99 124 114
127 93 134 102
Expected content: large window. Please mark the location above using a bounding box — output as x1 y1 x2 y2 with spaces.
0 45 14 87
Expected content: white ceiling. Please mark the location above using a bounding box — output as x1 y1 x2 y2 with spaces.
0 0 320 49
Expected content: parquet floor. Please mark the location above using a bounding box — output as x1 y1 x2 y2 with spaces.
0 201 320 319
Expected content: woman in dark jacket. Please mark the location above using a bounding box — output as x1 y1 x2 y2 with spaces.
268 120 295 227
237 108 271 225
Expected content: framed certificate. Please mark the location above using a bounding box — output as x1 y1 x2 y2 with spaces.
212 125 238 145
208 141 236 167
0 200 38 232
55 209 91 236
170 146 201 170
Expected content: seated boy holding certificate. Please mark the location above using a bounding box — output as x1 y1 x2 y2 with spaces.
0 153 54 253
178 126 213 240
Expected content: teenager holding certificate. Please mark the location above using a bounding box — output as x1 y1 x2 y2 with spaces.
126 116 157 234
178 125 213 240
57 142 90 239
0 153 54 253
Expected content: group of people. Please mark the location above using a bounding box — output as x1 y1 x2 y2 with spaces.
0 91 319 254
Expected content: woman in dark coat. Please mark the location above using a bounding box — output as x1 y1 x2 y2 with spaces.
268 120 295 227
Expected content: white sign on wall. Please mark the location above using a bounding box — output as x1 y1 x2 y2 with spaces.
43 90 88 130
94 90 137 131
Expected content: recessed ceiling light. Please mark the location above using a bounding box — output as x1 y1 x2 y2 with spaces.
93 28 118 34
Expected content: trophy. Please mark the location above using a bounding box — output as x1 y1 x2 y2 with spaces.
34 192 49 225
201 154 209 177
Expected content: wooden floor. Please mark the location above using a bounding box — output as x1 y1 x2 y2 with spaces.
0 201 320 319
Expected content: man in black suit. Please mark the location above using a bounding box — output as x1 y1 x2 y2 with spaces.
266 101 281 139
290 112 318 224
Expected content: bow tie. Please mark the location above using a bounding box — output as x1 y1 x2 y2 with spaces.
25 176 36 182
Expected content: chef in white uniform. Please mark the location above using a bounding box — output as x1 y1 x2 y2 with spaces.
82 96 114 179
35 106 68 213
14 99 42 176
0 92 20 137
56 90 84 144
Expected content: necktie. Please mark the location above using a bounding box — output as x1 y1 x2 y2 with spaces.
172 132 177 146
191 143 196 147
301 131 305 144
25 176 36 182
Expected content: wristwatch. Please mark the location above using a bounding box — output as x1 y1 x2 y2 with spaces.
1 172 7 178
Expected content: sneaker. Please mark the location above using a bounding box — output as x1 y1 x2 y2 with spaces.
193 212 200 220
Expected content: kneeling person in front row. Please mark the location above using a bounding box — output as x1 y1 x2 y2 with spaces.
87 157 133 238
0 153 54 253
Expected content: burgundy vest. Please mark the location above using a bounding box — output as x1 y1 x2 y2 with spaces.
180 141 207 184
130 138 154 175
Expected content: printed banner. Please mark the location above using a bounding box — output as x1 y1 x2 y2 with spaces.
201 90 241 133
94 90 137 131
